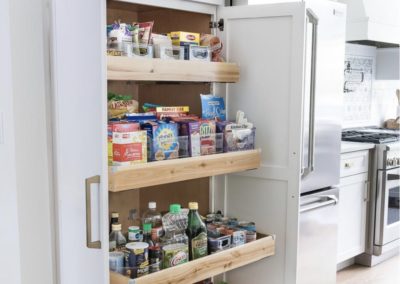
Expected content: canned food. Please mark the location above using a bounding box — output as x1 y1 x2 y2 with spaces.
128 226 142 242
238 221 256 232
246 231 257 243
162 243 188 269
126 242 149 279
231 230 246 247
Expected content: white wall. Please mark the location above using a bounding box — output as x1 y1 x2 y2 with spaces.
2 0 56 283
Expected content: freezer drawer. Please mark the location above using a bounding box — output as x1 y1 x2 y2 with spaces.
298 188 339 284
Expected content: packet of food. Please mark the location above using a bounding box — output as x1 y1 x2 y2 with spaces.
138 21 154 45
108 92 138 119
130 24 140 55
200 34 224 62
200 94 226 121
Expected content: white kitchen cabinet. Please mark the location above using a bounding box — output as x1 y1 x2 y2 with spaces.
49 0 342 283
337 151 369 264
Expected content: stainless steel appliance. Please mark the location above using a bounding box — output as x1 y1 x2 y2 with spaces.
342 127 400 266
299 188 339 284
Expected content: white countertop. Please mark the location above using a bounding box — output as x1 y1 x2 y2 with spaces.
341 141 376 154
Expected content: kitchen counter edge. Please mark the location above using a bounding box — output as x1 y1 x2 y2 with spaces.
341 141 376 154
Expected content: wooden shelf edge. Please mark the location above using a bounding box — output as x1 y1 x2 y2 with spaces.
107 56 240 83
109 149 261 192
110 234 275 284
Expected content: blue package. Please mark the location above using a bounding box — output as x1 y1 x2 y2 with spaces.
201 94 226 121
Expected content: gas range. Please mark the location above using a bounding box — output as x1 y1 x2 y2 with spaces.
344 127 400 266
342 127 400 144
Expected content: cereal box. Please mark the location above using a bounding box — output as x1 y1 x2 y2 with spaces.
142 121 179 161
156 106 189 120
175 119 201 157
199 120 216 155
109 122 147 166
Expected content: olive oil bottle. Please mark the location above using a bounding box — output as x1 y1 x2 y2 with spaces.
186 202 208 260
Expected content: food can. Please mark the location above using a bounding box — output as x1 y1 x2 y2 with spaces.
128 226 142 242
162 243 189 269
126 242 149 279
246 231 257 243
238 221 256 232
109 251 125 273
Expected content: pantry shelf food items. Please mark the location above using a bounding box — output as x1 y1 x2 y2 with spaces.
109 203 275 283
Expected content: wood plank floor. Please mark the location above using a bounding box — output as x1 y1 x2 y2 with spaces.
337 255 400 284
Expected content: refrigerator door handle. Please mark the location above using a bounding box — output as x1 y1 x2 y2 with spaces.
85 175 102 249
300 195 337 213
302 9 319 177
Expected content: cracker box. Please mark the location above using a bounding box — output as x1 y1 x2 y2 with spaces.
199 120 216 155
170 31 200 60
110 122 147 166
142 121 179 161
175 119 201 157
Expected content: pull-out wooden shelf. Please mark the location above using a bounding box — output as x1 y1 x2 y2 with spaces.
109 149 261 192
110 234 275 284
107 56 240 82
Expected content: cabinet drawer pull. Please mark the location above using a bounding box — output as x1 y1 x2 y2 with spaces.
86 175 101 249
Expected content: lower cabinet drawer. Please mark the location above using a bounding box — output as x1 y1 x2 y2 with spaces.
340 150 369 178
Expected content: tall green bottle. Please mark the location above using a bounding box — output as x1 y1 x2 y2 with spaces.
186 202 208 260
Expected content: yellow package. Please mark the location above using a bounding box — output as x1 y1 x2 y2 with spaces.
170 31 200 46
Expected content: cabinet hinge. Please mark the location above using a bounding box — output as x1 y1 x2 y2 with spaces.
209 19 224 31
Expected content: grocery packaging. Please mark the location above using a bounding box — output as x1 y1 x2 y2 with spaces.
107 22 133 56
200 34 224 62
201 94 226 121
224 123 255 152
162 243 189 269
189 45 211 61
109 122 147 166
199 120 216 155
108 92 138 120
170 31 200 60
175 118 201 157
109 223 127 251
125 113 157 123
156 106 189 119
142 121 179 161
126 242 149 278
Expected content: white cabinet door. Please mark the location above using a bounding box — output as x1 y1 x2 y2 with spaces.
337 173 369 263
216 3 307 284
51 0 108 283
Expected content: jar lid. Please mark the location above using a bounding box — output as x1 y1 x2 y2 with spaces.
126 242 149 251
111 212 119 218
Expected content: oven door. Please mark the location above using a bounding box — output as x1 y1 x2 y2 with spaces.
375 166 400 250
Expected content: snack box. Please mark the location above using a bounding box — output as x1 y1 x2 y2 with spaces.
174 118 201 157
170 31 200 60
156 106 189 120
199 120 216 155
109 122 147 166
189 45 211 62
125 113 157 123
142 121 179 161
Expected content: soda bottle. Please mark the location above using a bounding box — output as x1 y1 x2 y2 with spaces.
142 202 163 243
109 223 126 251
186 202 208 260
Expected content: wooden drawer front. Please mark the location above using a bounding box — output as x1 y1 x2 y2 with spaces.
340 150 369 178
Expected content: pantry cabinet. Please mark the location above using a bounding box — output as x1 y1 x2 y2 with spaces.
337 151 369 264
50 0 315 283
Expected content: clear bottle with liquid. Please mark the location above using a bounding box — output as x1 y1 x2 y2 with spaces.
142 202 163 243
109 223 126 251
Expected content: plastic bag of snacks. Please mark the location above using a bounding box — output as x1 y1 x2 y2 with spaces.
107 22 133 56
200 34 224 62
108 92 138 120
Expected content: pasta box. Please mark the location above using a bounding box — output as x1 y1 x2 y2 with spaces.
199 120 216 155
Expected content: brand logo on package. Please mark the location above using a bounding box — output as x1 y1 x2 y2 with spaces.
170 251 187 266
186 34 196 41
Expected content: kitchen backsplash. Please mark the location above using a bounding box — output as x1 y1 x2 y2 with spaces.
343 44 400 128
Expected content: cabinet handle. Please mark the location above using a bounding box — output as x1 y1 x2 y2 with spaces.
86 175 101 249
364 181 370 202
344 162 353 169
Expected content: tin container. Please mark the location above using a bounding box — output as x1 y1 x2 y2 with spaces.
245 231 257 243
126 242 149 279
128 226 142 242
208 235 231 254
231 230 246 247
